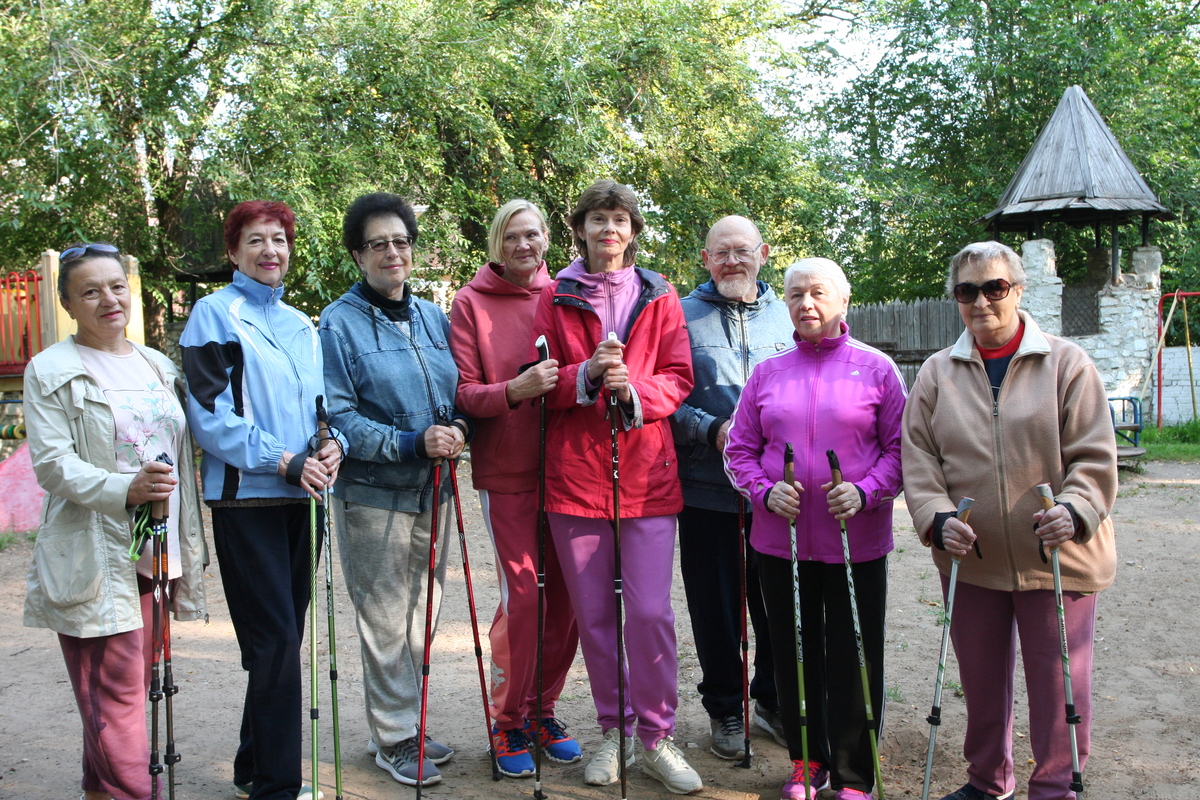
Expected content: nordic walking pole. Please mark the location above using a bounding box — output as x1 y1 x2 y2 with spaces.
828 449 884 800
737 496 752 769
447 456 502 781
157 454 180 800
1037 483 1085 796
310 459 320 800
316 397 344 800
416 456 444 799
533 334 550 799
784 444 811 798
920 496 975 800
607 331 629 800
148 469 166 800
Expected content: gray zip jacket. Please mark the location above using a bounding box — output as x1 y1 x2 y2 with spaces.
670 279 793 512
23 338 206 637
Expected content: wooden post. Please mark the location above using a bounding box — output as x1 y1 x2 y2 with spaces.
1183 296 1196 422
123 255 146 346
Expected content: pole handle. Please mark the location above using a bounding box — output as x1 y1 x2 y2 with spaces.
826 449 842 486
1036 483 1056 560
150 452 174 522
535 334 550 363
784 442 795 485
316 395 331 443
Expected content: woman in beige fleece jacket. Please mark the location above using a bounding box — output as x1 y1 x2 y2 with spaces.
901 241 1117 800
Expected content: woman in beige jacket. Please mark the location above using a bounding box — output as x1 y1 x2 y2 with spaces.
902 241 1116 800
24 242 205 800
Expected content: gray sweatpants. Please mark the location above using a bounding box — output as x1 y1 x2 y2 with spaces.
333 498 451 747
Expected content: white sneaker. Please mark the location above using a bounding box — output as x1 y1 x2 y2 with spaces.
642 736 703 795
583 728 636 786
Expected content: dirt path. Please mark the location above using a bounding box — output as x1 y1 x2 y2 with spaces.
1 461 1197 800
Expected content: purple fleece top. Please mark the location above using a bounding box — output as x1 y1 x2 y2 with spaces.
556 258 641 343
722 323 908 563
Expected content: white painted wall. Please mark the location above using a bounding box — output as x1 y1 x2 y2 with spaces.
1153 346 1200 425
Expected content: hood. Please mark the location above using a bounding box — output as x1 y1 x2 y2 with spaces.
555 257 640 296
466 261 551 296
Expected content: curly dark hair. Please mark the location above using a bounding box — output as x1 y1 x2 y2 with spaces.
342 193 419 257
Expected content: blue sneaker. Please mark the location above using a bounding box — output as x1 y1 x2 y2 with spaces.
492 726 535 778
524 716 583 764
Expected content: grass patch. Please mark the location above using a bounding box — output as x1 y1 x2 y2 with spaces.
0 531 14 551
1142 420 1200 462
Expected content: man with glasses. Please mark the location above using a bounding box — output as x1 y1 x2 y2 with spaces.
670 215 793 760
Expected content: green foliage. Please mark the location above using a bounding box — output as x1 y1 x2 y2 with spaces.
1143 419 1200 462
1 0 846 327
816 0 1200 305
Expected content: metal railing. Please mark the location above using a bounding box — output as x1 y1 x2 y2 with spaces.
0 270 43 376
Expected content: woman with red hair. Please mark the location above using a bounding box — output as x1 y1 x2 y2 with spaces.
181 200 343 800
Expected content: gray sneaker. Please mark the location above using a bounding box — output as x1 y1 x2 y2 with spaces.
368 735 454 765
375 736 442 786
709 715 749 760
752 701 787 747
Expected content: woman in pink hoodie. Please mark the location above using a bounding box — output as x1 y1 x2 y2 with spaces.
449 200 581 778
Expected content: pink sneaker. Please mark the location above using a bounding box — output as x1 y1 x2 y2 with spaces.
781 760 830 800
834 789 873 799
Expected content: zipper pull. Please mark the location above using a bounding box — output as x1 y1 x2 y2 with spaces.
992 397 999 417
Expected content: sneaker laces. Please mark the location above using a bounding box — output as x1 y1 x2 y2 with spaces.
788 760 825 784
389 736 423 765
494 727 530 755
717 715 742 737
538 717 570 742
650 737 690 771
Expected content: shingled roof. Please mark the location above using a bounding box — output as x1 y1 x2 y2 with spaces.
979 85 1174 231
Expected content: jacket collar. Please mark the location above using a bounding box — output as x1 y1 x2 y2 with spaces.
232 268 286 306
31 337 170 402
950 309 1050 362
794 320 849 355
468 262 551 296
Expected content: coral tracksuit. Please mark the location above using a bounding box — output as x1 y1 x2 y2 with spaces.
449 261 579 731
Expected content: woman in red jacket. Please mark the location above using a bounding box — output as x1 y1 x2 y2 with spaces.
449 199 581 777
532 180 698 794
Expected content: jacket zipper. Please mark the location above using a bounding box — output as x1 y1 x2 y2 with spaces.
978 354 1019 587
390 305 442 507
804 344 823 559
263 300 308 428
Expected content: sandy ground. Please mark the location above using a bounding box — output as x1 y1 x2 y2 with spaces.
1 460 1197 800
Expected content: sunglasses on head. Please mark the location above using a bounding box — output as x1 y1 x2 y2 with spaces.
60 242 120 266
953 278 1012 304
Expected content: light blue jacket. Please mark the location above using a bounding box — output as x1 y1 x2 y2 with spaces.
181 270 331 502
319 283 465 512
670 279 793 512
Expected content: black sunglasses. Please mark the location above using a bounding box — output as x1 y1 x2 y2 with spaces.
953 278 1012 304
60 242 120 266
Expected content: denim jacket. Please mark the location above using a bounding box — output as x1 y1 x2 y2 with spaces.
319 283 466 512
670 279 793 512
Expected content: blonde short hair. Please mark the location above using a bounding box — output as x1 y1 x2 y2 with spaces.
488 199 549 264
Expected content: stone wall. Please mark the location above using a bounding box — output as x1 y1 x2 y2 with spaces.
1023 239 1163 400
1154 346 1200 425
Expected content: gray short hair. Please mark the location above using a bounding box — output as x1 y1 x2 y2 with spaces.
488 199 549 264
946 241 1026 296
783 258 851 301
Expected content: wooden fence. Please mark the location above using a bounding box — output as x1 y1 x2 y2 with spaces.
846 298 962 387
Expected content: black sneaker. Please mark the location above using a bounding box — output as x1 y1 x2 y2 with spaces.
940 783 1012 800
752 701 786 747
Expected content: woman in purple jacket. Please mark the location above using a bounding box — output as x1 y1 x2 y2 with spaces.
724 258 906 800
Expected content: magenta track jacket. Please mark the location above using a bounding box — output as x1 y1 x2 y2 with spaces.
723 324 907 563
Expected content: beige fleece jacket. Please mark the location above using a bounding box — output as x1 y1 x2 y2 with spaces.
902 311 1117 593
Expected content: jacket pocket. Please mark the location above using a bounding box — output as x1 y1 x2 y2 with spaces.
33 521 102 608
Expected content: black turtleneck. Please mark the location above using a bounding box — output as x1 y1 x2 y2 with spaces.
358 280 411 322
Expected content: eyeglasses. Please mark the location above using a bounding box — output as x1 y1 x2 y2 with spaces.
953 278 1013 304
60 242 120 266
708 245 762 264
361 236 415 253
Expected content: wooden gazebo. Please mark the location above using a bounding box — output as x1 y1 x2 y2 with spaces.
978 85 1174 283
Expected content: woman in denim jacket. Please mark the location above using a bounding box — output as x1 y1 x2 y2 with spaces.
319 193 471 788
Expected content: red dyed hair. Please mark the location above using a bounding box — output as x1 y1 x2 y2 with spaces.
224 200 296 259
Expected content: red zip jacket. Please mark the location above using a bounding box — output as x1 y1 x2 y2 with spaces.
450 261 551 493
532 266 694 519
